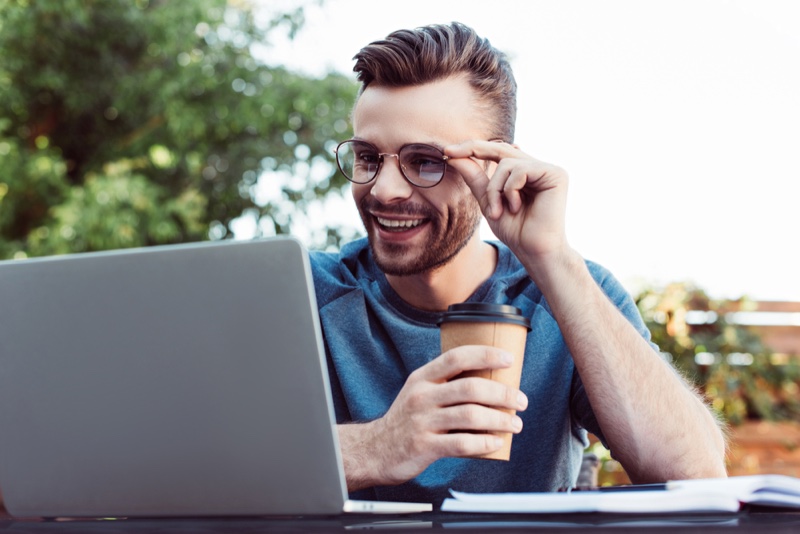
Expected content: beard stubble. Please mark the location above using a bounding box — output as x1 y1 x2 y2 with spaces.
359 195 482 277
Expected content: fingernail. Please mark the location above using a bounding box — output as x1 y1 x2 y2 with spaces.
500 352 513 365
517 392 528 410
512 416 523 432
493 436 504 449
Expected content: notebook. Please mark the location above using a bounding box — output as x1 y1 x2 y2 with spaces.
441 475 800 513
0 237 431 518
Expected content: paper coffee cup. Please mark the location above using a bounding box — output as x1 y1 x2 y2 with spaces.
438 303 531 461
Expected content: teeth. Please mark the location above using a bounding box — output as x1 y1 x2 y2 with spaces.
376 217 423 229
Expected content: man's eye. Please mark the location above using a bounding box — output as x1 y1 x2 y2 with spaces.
357 152 380 164
414 157 441 166
406 153 444 167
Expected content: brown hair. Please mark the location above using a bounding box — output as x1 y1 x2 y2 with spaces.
352 22 517 142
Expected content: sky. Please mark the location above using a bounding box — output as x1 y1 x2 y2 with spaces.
253 0 800 302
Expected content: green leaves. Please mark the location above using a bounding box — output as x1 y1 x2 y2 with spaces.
26 159 209 254
636 283 800 424
0 0 359 259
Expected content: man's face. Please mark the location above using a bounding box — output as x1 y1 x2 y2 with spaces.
350 76 489 276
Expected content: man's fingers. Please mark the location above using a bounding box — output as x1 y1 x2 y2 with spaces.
432 405 523 435
446 142 550 220
502 167 531 214
417 345 514 382
434 432 506 459
441 377 528 411
445 140 523 162
444 143 527 208
444 157 497 217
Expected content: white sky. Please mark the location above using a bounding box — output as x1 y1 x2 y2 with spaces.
253 0 800 302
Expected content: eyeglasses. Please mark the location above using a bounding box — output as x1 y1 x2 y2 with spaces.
334 139 450 188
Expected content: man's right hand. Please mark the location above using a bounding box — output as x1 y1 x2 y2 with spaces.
337 345 528 491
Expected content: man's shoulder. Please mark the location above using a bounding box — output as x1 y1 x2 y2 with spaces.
489 241 630 307
584 258 614 284
309 237 369 272
492 240 615 282
582 259 632 300
309 238 372 306
580 259 643 321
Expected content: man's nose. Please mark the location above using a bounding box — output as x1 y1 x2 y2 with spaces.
369 155 414 204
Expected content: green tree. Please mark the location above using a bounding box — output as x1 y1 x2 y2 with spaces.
0 0 360 259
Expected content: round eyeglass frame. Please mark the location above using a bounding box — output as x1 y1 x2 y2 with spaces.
334 139 451 189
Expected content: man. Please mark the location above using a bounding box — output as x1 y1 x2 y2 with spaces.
310 22 726 505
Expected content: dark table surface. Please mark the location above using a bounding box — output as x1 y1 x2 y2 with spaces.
2 508 800 533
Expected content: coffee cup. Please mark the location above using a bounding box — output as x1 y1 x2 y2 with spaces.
438 303 531 460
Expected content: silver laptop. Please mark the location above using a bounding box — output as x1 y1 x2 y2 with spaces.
0 237 431 518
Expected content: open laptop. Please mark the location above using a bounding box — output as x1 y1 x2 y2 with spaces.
0 237 431 518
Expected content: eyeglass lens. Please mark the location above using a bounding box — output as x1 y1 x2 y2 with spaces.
336 140 447 187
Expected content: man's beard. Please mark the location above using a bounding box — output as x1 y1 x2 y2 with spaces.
358 196 482 276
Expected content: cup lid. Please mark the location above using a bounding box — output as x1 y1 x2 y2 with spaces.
437 303 531 330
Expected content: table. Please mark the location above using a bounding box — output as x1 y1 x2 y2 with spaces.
2 509 800 533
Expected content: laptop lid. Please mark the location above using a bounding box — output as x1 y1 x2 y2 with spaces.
0 237 352 517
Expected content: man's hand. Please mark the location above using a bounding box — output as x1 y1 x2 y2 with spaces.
338 346 528 491
444 141 571 268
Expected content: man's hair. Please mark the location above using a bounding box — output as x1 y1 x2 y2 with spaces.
352 22 517 142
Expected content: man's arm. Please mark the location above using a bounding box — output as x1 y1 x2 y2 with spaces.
445 141 727 482
527 249 726 481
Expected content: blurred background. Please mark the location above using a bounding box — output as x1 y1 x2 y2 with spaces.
0 0 798 490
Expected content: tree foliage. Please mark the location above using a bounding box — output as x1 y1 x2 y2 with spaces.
0 0 359 259
636 283 800 424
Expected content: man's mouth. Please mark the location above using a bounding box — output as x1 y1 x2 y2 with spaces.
374 216 426 232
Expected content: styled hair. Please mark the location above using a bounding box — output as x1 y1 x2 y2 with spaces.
352 22 517 142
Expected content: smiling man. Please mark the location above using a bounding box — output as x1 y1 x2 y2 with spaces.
309 22 726 505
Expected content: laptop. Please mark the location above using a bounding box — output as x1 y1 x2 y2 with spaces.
0 237 431 518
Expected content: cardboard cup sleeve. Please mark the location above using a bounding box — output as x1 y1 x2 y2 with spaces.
438 304 530 461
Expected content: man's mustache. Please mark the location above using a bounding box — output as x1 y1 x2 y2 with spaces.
359 197 435 219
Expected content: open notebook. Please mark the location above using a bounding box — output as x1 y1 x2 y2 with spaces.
0 237 431 518
442 474 800 513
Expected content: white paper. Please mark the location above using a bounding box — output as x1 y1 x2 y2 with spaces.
441 475 800 514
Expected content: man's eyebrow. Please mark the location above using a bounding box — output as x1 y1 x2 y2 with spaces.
348 136 376 147
349 138 448 152
402 141 447 152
